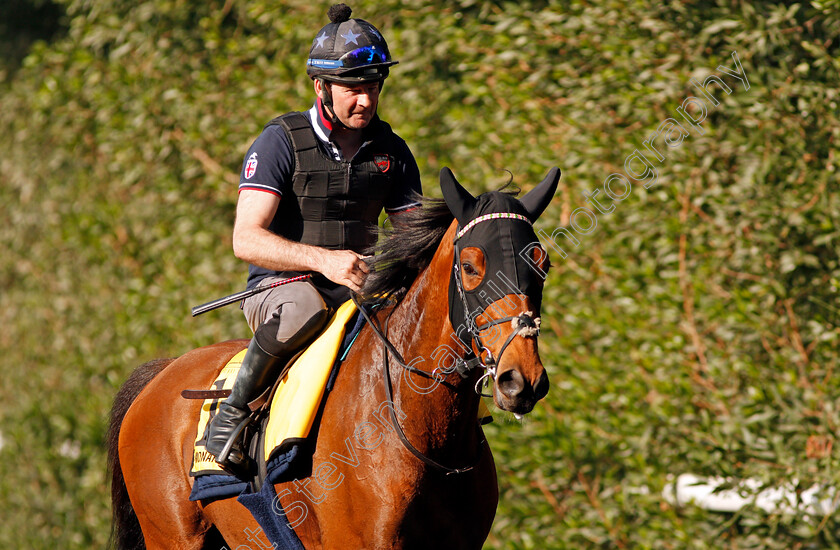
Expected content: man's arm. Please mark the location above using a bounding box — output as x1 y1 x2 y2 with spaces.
233 190 369 292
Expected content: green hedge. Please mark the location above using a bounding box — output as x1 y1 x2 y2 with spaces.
1 0 838 548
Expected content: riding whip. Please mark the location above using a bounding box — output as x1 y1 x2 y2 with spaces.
190 274 312 317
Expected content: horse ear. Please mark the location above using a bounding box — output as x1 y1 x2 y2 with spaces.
520 167 561 222
440 167 477 226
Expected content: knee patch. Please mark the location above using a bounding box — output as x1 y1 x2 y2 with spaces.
254 307 330 358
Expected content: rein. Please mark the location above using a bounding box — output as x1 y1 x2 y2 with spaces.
352 293 481 475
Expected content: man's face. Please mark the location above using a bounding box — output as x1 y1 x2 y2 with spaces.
319 80 381 130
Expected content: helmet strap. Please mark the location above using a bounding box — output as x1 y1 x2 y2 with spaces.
317 78 352 132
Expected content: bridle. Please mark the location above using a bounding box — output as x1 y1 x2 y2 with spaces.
451 212 542 396
352 211 542 475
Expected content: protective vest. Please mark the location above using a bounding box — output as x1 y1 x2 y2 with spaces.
266 112 396 253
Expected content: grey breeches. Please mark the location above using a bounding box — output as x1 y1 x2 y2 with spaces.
242 277 329 358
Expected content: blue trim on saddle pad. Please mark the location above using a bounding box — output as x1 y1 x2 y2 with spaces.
188 443 304 502
329 307 366 390
265 442 304 484
188 307 368 504
238 480 306 550
190 473 248 502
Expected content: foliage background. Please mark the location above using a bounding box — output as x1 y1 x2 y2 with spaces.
1 0 839 548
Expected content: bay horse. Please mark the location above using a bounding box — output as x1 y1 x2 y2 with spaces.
108 166 559 549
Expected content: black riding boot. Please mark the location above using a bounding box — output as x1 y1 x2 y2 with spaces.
204 338 283 470
205 306 329 472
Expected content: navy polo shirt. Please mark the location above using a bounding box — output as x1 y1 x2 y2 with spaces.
237 99 422 306
239 99 421 212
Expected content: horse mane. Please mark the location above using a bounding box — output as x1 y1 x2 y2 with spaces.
362 179 521 303
362 192 454 302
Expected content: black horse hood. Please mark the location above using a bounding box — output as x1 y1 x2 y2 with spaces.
441 167 560 345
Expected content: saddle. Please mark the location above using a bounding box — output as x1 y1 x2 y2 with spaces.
184 298 494 501
185 300 363 485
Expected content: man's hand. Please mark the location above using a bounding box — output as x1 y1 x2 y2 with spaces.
320 250 370 293
234 191 374 291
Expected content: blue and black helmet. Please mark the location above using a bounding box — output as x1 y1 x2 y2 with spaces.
306 4 398 83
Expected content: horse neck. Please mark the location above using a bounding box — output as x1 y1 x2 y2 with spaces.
384 221 484 454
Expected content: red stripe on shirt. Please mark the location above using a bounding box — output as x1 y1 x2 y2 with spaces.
238 186 282 198
316 97 333 133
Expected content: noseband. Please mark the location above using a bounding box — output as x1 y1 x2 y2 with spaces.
353 212 542 475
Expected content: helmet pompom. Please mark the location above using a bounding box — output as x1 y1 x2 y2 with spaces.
308 4 397 83
328 4 352 24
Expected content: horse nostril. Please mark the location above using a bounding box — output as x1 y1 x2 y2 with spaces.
496 369 525 398
534 370 549 401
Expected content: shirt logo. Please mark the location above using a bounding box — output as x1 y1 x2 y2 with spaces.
244 152 258 179
374 154 391 173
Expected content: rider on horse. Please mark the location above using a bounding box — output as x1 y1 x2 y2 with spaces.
205 3 422 472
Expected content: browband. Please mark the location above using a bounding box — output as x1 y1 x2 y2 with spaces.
454 212 532 241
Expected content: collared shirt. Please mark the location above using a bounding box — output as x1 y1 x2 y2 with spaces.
237 100 423 304
307 98 345 161
238 99 421 214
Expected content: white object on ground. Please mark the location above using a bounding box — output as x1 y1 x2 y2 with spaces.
662 473 837 516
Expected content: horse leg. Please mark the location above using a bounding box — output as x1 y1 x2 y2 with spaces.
203 478 325 549
201 500 283 549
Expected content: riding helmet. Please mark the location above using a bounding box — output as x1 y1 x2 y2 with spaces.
306 4 398 84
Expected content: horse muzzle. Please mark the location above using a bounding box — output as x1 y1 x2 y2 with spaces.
494 364 549 415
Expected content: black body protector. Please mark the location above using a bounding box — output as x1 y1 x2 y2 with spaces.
265 3 400 254
265 112 398 253
441 167 561 384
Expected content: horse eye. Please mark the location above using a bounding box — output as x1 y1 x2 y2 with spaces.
462 262 478 276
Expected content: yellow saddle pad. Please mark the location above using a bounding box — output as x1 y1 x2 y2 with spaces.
261 299 361 462
191 300 359 475
190 299 493 476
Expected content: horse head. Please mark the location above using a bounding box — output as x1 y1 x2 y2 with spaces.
441 167 560 415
